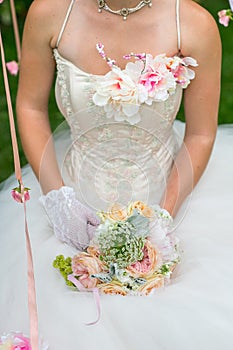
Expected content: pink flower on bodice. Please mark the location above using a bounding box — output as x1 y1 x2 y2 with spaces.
172 57 197 88
155 54 198 88
140 66 165 93
93 44 198 124
140 55 176 103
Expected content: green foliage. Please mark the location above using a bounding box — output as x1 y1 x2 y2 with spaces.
53 255 74 286
97 219 146 268
0 0 232 182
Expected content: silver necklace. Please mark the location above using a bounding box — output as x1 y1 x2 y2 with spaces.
97 0 152 20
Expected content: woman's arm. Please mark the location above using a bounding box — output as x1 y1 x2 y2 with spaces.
160 2 222 217
16 0 67 193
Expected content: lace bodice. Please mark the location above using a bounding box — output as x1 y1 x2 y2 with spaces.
52 0 195 212
53 48 186 211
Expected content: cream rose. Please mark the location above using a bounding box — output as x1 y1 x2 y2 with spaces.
98 282 127 296
128 200 155 218
105 202 128 221
138 276 164 295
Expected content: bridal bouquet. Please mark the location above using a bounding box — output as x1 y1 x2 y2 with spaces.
53 201 180 296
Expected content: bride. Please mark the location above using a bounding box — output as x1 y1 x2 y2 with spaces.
1 0 233 349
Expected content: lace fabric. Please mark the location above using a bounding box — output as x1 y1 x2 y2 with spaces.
39 186 100 250
53 48 183 212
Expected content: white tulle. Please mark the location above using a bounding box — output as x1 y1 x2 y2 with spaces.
0 121 233 350
1 41 233 349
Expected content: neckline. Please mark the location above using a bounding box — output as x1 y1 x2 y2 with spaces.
53 48 111 77
53 48 184 78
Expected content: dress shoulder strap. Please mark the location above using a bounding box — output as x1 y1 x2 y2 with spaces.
176 0 181 55
55 0 76 48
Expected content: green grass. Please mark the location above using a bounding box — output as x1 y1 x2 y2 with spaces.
0 0 232 182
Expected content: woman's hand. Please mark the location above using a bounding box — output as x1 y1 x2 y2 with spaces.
39 186 101 250
149 205 177 262
150 205 173 238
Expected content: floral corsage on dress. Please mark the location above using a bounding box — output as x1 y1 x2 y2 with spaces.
92 43 198 124
53 201 180 296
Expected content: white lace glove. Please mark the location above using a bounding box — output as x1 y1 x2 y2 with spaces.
39 186 100 250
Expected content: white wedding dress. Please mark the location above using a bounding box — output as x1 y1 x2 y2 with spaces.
1 1 233 349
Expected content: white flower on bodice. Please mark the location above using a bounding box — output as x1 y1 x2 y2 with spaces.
93 63 148 124
92 44 198 125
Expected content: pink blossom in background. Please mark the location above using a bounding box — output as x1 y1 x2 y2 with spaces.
218 9 233 27
6 61 19 75
0 0 4 4
218 10 230 26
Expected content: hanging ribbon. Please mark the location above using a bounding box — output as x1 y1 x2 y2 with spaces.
0 30 39 350
68 274 101 326
9 0 21 62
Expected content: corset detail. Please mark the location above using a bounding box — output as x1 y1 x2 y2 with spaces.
54 49 183 211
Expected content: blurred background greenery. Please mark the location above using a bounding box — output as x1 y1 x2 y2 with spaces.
0 0 233 182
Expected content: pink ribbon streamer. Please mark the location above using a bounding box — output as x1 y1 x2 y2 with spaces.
0 31 39 350
67 274 101 326
9 0 21 62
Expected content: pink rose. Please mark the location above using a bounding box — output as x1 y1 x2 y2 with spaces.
11 187 30 203
218 9 231 27
72 252 103 289
127 241 161 278
6 61 19 75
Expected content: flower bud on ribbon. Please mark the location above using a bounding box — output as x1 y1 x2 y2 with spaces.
11 185 30 203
